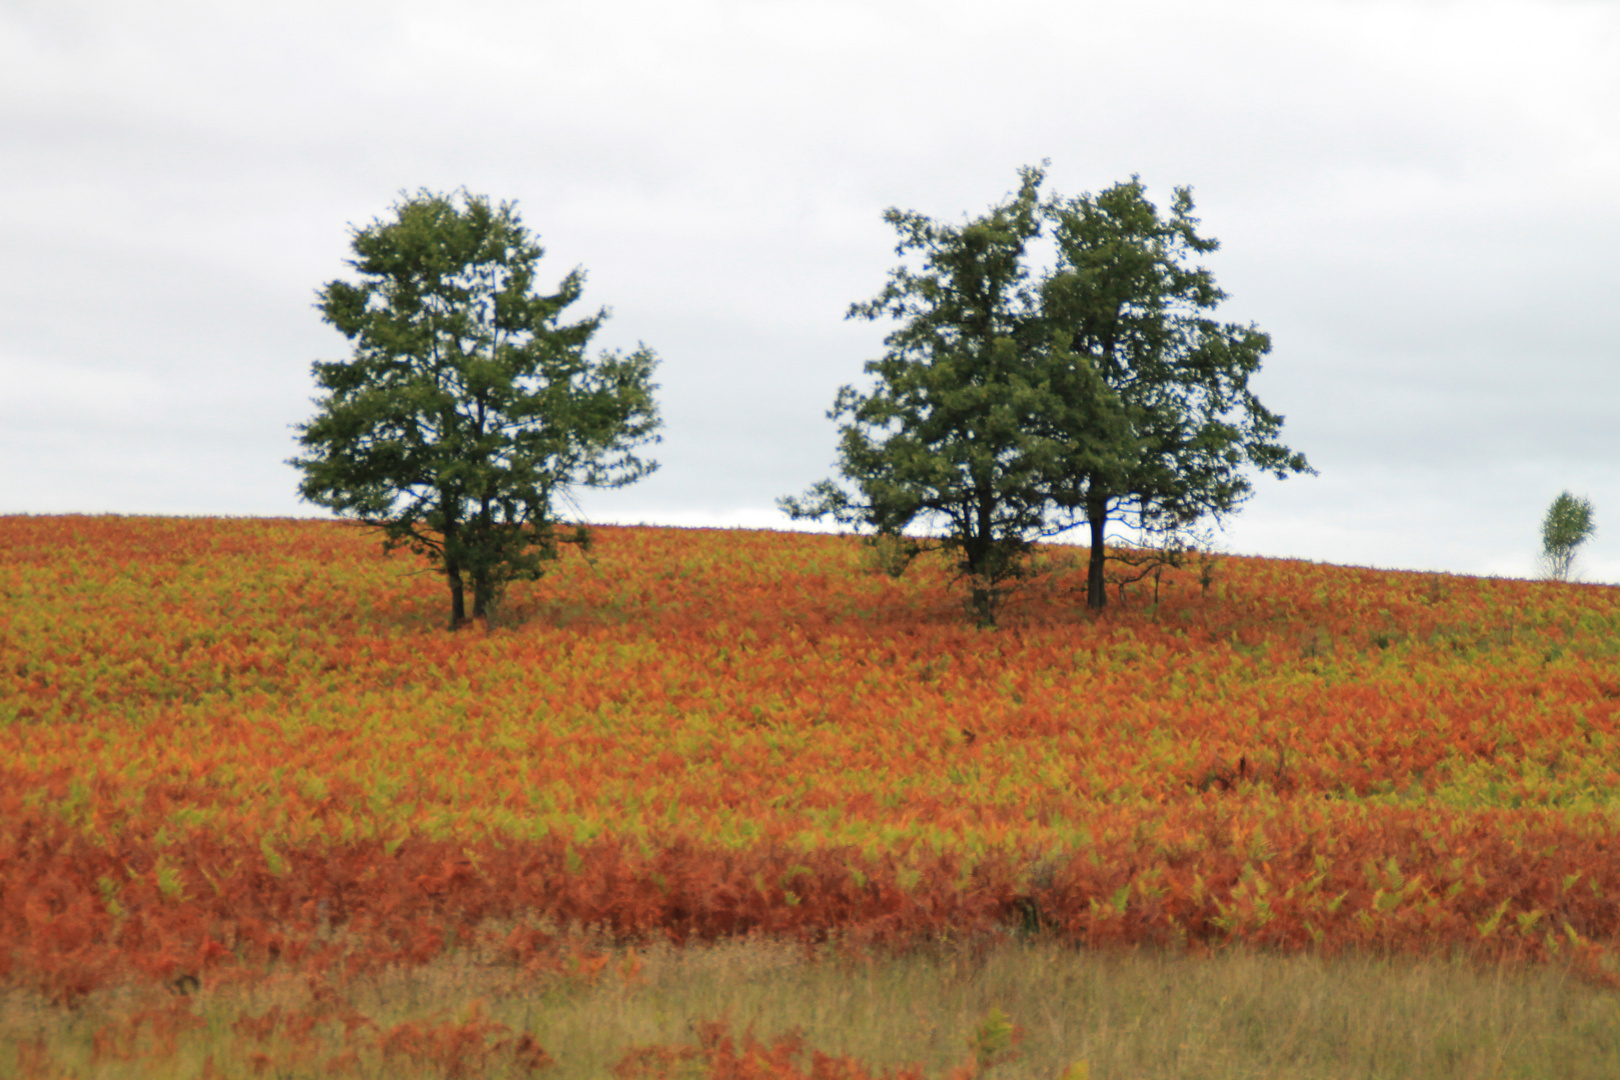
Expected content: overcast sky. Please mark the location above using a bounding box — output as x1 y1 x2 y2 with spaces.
3 0 1616 579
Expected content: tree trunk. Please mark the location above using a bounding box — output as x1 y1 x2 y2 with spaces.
471 493 495 628
965 478 1003 627
443 499 471 630
471 566 492 629
968 580 997 628
445 557 467 630
1086 495 1108 610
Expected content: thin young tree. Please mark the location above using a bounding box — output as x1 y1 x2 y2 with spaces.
292 190 661 629
1540 491 1595 582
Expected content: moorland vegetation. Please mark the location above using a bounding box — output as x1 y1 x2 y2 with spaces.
5 515 1620 1076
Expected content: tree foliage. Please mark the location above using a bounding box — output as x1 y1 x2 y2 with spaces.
1540 491 1595 582
1042 177 1313 607
780 167 1126 625
292 189 660 629
783 167 1310 622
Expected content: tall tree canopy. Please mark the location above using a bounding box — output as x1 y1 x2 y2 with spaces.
780 166 1126 625
1042 178 1313 608
784 168 1309 622
292 190 661 629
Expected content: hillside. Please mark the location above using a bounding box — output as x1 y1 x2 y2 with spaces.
6 514 1620 1069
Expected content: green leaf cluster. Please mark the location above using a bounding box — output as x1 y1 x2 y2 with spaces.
291 189 661 628
783 165 1312 621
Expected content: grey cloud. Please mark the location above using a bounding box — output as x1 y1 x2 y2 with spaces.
2 0 1616 581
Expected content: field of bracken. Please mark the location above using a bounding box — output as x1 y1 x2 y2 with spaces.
7 513 1620 1075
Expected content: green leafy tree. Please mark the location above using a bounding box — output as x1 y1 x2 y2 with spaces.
291 189 661 629
1540 491 1595 582
1040 178 1313 608
780 167 1126 625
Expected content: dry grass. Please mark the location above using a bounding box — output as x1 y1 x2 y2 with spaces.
6 936 1620 1078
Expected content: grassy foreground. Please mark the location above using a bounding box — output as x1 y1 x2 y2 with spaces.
5 937 1620 1079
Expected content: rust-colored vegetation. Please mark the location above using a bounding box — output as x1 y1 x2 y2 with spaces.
6 514 1620 1072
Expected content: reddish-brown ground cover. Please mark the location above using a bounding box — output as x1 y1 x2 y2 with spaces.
5 514 1620 1065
